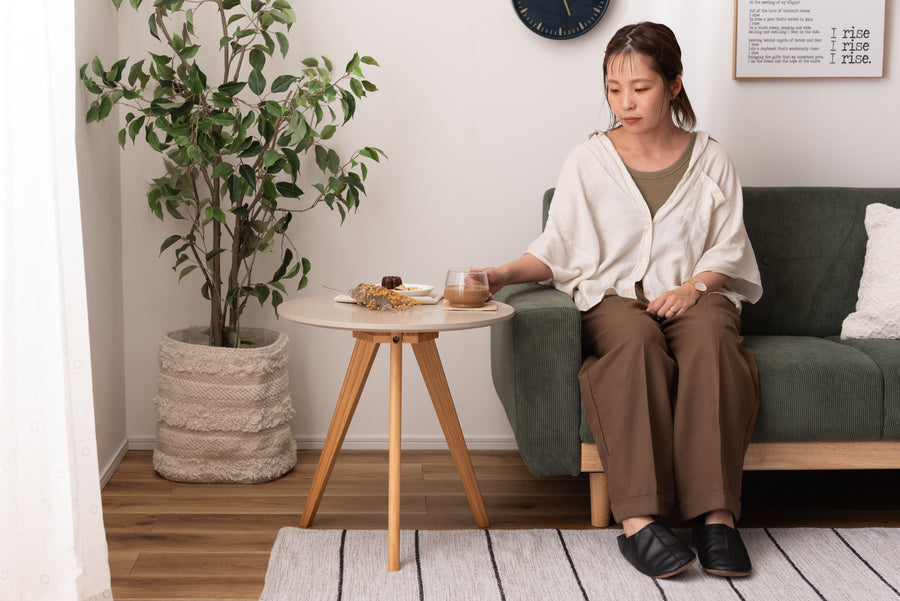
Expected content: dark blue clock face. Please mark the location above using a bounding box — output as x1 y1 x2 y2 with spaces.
511 0 610 40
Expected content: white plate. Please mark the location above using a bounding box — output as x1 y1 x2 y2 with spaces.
379 283 433 297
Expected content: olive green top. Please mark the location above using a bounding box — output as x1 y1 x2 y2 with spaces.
627 132 697 218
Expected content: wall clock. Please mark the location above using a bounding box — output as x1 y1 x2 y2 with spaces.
511 0 610 41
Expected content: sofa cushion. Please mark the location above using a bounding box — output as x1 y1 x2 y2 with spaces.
740 188 900 338
743 336 884 442
840 203 900 339
830 337 900 440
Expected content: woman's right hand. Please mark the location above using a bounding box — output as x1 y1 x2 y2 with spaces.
483 266 508 295
482 253 552 296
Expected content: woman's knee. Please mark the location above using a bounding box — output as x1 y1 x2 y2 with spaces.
582 302 667 357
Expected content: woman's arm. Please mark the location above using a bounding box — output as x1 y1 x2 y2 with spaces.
484 253 553 294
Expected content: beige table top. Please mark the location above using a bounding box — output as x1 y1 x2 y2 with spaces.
278 294 514 333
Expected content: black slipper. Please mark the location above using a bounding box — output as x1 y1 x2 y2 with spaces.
693 523 752 577
617 522 696 579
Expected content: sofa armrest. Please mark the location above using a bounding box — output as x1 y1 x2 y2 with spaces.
490 283 583 476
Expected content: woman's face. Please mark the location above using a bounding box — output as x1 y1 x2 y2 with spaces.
605 52 681 134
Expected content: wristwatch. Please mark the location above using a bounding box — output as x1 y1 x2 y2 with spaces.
686 279 708 295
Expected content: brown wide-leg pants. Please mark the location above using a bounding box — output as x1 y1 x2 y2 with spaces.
579 292 759 523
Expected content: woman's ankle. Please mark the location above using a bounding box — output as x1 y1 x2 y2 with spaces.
703 509 735 528
622 515 656 537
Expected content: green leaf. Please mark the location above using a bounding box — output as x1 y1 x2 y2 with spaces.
271 289 284 313
301 257 311 273
275 32 289 57
326 149 340 173
205 206 228 224
275 181 302 198
350 78 364 98
298 274 309 290
205 248 226 264
262 100 284 118
271 74 296 93
86 103 100 123
127 59 146 86
118 128 127 148
91 56 104 78
148 13 159 40
159 234 182 254
345 52 361 75
127 115 145 142
272 248 293 281
314 145 328 171
282 147 300 179
249 48 265 71
179 265 197 281
361 56 379 66
208 112 235 126
320 124 337 140
248 69 266 95
263 149 280 168
210 93 235 108
218 81 247 97
212 162 234 178
301 57 318 68
186 145 202 163
180 44 200 59
98 96 113 120
239 164 256 190
359 147 380 162
107 58 129 83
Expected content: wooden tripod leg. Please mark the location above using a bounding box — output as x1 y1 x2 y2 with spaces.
387 334 402 571
412 338 490 528
300 334 379 527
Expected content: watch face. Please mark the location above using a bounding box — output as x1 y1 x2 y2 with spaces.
511 0 610 40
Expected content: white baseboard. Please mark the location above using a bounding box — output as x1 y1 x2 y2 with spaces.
100 438 129 487
294 436 519 451
127 435 519 452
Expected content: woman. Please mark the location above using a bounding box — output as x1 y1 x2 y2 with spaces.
485 22 762 579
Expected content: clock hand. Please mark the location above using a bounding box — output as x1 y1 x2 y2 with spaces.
562 0 572 16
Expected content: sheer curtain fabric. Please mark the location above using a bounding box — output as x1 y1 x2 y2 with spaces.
0 0 114 599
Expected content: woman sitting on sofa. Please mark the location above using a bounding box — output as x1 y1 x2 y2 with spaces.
484 21 762 579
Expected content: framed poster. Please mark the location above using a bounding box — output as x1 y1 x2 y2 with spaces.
734 0 886 79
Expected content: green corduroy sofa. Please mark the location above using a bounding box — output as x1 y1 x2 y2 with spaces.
491 187 900 527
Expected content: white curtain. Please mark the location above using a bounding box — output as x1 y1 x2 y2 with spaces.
0 0 114 600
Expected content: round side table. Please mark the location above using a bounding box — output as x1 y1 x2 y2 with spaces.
278 295 515 571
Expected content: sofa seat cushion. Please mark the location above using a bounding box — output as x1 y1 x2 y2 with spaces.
744 336 884 442
829 337 900 440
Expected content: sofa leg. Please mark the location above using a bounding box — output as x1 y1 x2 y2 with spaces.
589 472 611 527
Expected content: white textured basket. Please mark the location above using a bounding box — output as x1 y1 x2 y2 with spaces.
153 327 297 483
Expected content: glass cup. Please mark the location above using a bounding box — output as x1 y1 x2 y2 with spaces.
444 268 490 308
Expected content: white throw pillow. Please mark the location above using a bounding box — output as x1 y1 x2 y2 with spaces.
841 203 900 339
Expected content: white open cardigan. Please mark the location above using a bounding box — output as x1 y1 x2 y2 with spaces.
527 131 763 312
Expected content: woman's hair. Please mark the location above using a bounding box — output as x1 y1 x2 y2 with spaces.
603 22 697 130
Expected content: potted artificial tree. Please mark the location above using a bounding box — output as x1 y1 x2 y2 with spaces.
81 0 385 482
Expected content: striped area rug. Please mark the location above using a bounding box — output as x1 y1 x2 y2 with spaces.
259 527 900 601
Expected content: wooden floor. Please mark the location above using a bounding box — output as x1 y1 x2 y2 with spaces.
103 450 900 601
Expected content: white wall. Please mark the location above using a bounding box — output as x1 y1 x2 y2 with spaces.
104 1 900 450
75 0 128 476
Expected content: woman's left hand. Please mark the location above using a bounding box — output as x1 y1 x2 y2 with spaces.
647 284 700 320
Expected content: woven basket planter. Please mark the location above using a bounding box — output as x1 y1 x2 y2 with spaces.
153 327 297 483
